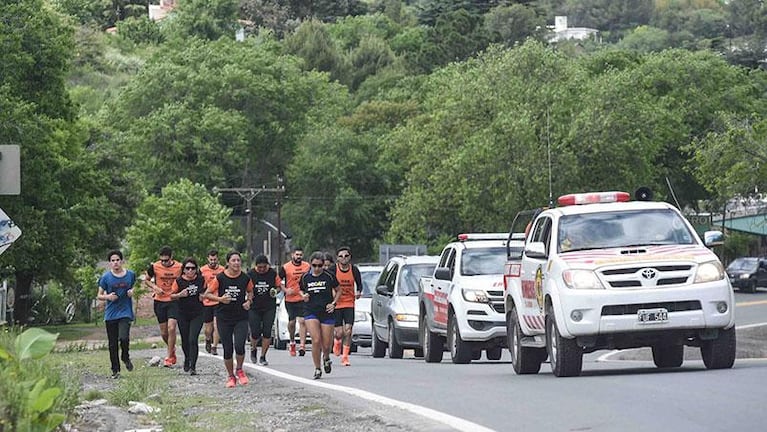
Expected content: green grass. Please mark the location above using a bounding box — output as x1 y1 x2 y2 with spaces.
35 322 100 341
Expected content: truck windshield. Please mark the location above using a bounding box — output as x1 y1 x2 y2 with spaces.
461 247 507 276
558 209 695 253
727 258 758 272
399 264 437 295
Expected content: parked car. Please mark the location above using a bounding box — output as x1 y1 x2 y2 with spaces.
351 265 384 350
371 255 439 359
727 257 767 293
272 293 311 349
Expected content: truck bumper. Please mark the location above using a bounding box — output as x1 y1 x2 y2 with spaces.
556 280 735 338
456 303 507 342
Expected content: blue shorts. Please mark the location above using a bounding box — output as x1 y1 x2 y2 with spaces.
304 311 335 325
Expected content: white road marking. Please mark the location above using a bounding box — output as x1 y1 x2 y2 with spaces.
198 352 495 432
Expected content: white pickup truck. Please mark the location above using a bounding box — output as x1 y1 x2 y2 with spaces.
503 191 735 377
419 233 510 363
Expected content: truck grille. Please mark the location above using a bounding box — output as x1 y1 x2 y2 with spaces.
599 265 693 289
488 290 504 314
601 300 701 316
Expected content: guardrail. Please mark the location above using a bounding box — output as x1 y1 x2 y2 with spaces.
0 280 7 325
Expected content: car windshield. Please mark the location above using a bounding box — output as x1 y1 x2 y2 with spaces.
360 271 380 297
461 247 507 276
398 263 437 295
558 209 695 253
727 258 759 272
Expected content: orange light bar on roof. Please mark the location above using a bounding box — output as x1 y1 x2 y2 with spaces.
557 191 631 206
457 233 509 241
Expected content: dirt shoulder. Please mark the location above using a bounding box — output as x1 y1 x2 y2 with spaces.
65 325 451 432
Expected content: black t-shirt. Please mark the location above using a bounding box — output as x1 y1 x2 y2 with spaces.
299 270 339 315
175 275 205 318
213 271 252 322
247 268 279 311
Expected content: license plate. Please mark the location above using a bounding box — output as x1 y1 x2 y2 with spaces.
637 308 668 324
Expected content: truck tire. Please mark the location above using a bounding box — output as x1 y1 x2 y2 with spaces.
486 346 502 361
274 331 287 350
508 306 544 374
546 307 583 377
448 312 472 364
701 327 736 370
388 322 404 359
422 318 443 363
371 321 387 358
414 347 424 358
651 344 684 368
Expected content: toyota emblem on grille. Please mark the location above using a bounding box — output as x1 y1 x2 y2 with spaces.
640 268 657 279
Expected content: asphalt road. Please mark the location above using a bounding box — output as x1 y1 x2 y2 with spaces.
256 290 767 432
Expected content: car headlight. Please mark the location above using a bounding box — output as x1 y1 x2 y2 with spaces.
462 289 490 303
739 273 750 280
394 313 418 322
694 261 725 283
562 269 605 289
354 311 368 322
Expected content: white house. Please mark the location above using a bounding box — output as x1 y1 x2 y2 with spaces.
548 16 599 43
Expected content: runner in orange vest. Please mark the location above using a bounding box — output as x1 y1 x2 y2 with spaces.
331 246 363 366
200 249 224 355
278 247 310 357
143 245 182 367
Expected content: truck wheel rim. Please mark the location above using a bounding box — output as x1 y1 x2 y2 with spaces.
548 319 558 367
511 316 519 362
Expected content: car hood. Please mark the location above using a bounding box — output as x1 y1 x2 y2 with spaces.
559 245 718 269
457 274 505 291
392 295 419 315
356 297 372 314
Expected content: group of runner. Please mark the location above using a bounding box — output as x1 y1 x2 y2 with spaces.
96 245 363 385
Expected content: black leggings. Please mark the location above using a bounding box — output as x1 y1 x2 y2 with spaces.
106 318 131 373
217 318 248 360
177 312 204 369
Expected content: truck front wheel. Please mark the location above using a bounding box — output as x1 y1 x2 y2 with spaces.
701 327 736 370
421 318 443 363
448 312 472 364
545 307 583 377
508 306 545 374
371 320 387 358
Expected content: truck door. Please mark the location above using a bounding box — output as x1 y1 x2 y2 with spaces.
520 216 552 330
432 247 455 329
373 261 396 336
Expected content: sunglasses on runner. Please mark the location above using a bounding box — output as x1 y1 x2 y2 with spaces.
184 266 197 271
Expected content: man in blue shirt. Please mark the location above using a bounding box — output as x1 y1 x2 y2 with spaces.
97 250 136 378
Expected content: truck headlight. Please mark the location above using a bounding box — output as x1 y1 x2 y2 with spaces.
562 270 605 289
355 311 368 322
694 261 725 283
739 273 750 280
462 289 490 303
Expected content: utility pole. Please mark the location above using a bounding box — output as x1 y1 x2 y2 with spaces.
276 174 285 266
214 178 286 266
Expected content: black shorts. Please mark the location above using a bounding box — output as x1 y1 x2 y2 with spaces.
203 305 216 323
334 307 355 327
248 307 276 339
154 300 178 324
284 301 304 321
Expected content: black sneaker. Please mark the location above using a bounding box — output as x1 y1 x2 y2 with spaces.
124 359 133 372
323 357 332 374
205 339 212 353
190 369 197 376
183 359 190 372
298 347 306 357
111 371 120 379
258 357 268 366
313 368 322 380
250 349 258 363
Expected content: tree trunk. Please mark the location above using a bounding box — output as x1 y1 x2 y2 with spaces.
13 271 33 324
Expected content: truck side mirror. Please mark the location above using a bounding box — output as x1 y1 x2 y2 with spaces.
375 285 392 296
704 230 724 247
434 267 452 281
525 242 547 259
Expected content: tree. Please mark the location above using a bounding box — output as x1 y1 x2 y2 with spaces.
485 4 545 47
0 0 135 323
165 0 239 41
617 26 672 52
102 36 345 192
125 179 238 272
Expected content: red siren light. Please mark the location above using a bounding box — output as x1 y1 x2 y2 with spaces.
557 191 631 206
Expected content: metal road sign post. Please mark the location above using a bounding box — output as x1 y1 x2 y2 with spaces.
0 145 21 195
